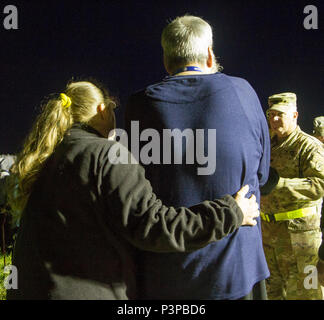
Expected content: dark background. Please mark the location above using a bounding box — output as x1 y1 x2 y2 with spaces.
1 0 323 154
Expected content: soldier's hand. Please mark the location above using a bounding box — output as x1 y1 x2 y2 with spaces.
316 259 324 286
234 185 259 226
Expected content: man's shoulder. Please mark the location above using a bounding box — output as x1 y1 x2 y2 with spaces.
224 73 248 83
129 79 167 98
296 128 321 144
129 87 147 97
127 85 159 106
224 74 255 91
127 73 257 107
295 128 324 152
131 73 250 89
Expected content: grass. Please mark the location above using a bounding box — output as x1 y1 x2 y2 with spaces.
0 252 12 300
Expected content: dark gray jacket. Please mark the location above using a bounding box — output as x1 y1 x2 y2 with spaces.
8 124 243 300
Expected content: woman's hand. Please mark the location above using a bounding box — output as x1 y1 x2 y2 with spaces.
234 185 260 226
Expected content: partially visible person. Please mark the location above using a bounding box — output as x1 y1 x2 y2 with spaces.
261 93 324 300
0 154 16 179
6 80 259 300
313 116 324 143
0 155 16 206
0 154 17 256
312 116 324 286
125 15 270 300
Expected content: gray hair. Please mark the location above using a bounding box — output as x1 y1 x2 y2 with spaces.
161 15 217 74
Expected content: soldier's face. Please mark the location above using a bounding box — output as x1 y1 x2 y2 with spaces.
267 110 298 138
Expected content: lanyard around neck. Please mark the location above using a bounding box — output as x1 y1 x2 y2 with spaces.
173 66 203 76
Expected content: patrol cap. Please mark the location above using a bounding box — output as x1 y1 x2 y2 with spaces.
313 116 324 136
267 92 297 114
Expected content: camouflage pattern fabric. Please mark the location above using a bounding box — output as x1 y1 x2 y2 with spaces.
313 116 324 137
261 126 324 300
317 137 324 258
267 92 297 114
262 221 322 299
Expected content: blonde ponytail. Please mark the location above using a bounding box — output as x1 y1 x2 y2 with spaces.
8 80 114 223
9 96 73 221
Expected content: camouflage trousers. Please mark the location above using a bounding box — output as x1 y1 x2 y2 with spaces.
262 220 323 300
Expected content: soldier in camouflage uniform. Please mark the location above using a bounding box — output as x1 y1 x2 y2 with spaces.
312 117 324 287
261 93 324 300
313 116 324 143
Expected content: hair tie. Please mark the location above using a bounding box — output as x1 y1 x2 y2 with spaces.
60 93 72 109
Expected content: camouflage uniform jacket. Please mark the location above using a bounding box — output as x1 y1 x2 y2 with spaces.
261 126 324 232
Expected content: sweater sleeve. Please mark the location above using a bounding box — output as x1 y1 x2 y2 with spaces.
100 142 243 253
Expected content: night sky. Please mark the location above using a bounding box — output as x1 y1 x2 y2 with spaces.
1 0 323 155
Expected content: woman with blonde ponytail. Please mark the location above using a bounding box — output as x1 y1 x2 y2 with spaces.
7 80 259 300
9 81 114 221
9 93 73 220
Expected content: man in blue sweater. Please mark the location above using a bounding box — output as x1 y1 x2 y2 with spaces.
125 15 270 300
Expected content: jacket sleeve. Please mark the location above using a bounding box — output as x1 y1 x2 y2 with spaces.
99 143 244 253
272 147 324 202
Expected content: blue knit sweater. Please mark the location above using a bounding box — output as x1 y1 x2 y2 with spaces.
125 72 270 299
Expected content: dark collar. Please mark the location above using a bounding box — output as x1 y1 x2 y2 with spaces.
72 122 105 138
